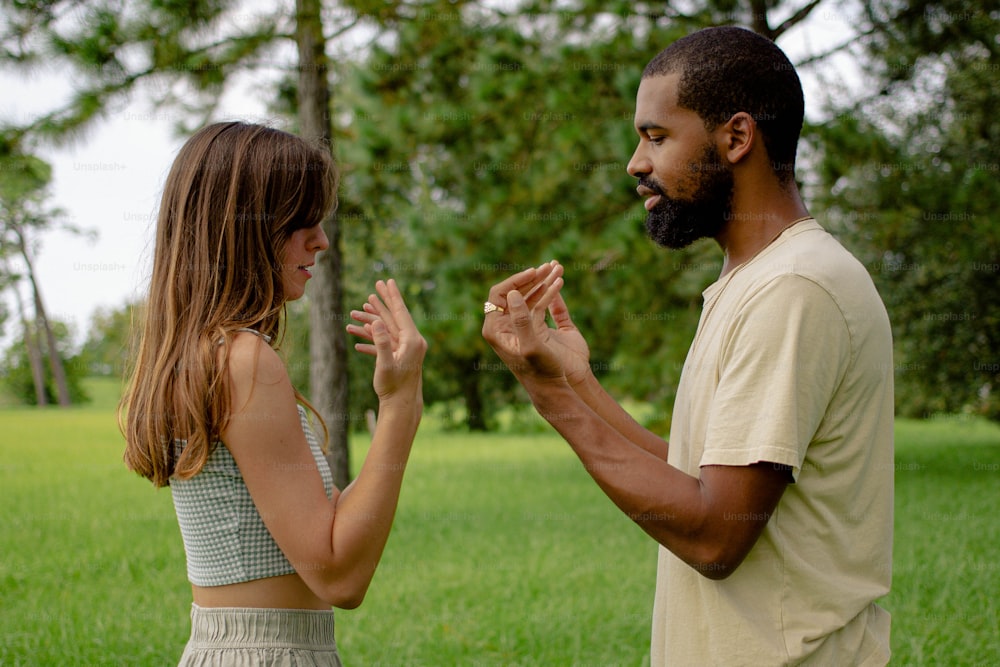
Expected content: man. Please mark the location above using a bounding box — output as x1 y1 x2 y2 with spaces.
482 26 893 666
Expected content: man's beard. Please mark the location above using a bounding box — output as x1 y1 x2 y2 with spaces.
642 144 734 250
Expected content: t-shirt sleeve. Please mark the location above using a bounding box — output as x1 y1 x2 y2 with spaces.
700 274 851 480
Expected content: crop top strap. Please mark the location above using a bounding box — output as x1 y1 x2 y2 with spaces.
220 328 273 344
233 327 272 343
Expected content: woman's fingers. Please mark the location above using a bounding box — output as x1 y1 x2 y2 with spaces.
370 318 393 358
348 310 377 338
351 308 378 325
349 279 427 369
367 282 399 336
380 279 418 330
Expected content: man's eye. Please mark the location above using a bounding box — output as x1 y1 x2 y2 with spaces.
649 136 665 145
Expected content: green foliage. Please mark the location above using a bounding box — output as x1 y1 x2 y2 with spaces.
325 0 839 429
332 3 731 429
0 134 52 203
1 396 998 663
0 0 288 138
18 0 992 431
0 144 86 406
4 0 901 434
1 320 90 405
0 140 59 247
807 1 1000 420
76 302 138 377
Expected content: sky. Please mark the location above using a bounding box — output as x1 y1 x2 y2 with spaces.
1 68 281 348
1 8 860 350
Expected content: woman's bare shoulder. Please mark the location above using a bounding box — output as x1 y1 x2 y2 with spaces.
224 331 289 392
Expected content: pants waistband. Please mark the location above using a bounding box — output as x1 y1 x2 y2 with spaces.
188 604 337 649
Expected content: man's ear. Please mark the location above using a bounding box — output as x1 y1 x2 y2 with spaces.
719 111 756 166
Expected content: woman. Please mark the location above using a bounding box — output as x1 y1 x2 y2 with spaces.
119 121 425 665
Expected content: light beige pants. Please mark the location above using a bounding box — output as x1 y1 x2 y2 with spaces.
178 604 344 667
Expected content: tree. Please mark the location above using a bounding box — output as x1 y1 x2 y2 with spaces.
332 0 829 429
806 0 1000 419
0 139 75 406
296 0 351 486
1 316 90 406
7 277 47 405
5 0 882 431
1 0 368 480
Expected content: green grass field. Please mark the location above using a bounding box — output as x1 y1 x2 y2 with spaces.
2 378 998 665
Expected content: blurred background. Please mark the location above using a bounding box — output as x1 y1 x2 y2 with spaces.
2 3 998 663
1 0 997 455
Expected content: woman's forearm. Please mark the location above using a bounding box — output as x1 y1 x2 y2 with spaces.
322 394 422 606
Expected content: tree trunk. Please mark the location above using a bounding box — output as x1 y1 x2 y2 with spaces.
13 282 48 406
462 357 488 431
296 0 351 489
13 225 70 406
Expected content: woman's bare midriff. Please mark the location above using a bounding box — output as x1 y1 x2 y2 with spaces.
192 573 329 610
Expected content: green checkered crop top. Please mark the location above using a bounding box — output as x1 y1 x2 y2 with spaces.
170 404 334 587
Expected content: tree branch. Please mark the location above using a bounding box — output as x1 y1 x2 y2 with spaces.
773 0 826 40
795 26 878 68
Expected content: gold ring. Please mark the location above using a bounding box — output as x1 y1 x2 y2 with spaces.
484 301 505 314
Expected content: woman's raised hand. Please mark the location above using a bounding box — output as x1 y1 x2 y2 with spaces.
347 279 426 402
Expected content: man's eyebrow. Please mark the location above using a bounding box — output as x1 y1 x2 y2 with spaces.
636 122 666 133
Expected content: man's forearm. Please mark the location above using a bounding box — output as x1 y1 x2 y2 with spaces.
521 377 708 560
568 371 669 459
521 377 786 580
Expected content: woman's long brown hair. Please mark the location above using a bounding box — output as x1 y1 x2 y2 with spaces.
119 122 337 487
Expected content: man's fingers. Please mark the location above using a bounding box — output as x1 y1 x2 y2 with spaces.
503 290 538 367
506 289 531 327
549 292 575 328
492 266 538 294
507 289 544 365
533 276 564 315
487 262 556 307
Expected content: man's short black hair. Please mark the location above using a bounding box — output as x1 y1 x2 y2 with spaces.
643 26 804 184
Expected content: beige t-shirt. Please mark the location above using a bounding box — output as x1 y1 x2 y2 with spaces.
651 220 894 666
